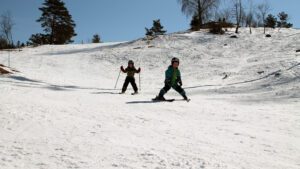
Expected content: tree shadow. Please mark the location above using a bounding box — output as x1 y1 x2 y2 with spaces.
126 99 186 104
184 84 221 89
126 101 157 104
9 75 43 83
2 75 120 92
91 92 120 95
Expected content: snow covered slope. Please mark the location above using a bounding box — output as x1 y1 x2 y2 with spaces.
0 28 299 169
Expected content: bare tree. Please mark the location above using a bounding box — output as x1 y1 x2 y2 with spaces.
246 0 255 34
233 0 243 33
257 0 270 34
222 8 232 22
178 0 220 26
0 11 14 45
255 12 263 27
215 7 232 23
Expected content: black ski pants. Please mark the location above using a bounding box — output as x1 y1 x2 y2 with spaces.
122 76 138 92
159 82 186 97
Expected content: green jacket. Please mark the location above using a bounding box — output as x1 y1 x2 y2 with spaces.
121 66 140 77
165 65 181 86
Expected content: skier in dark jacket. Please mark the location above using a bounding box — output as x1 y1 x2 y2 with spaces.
120 60 141 94
154 57 189 101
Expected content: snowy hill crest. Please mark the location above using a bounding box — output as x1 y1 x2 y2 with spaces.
0 28 299 169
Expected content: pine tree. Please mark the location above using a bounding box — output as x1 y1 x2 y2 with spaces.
150 19 166 36
37 0 76 44
277 12 293 28
145 28 153 37
28 33 50 46
92 34 101 43
265 14 277 28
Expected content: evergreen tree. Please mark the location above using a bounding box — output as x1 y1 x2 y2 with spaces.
151 19 166 36
92 34 101 43
145 28 153 37
277 12 293 28
37 0 76 44
145 19 166 37
28 33 50 46
0 36 8 49
265 14 277 28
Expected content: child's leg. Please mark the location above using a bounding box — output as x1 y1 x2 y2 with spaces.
172 84 188 99
129 77 138 92
122 77 130 93
158 83 171 97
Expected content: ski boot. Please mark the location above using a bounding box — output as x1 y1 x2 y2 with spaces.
153 95 166 101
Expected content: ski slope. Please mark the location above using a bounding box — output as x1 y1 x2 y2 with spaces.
0 28 299 169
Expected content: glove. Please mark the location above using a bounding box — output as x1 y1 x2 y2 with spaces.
137 68 141 73
120 66 126 73
178 81 182 87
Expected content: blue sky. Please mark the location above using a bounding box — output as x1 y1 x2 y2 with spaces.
0 0 299 44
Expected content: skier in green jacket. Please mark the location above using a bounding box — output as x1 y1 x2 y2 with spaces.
120 60 141 94
154 57 189 101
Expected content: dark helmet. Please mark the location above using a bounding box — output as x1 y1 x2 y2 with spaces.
128 60 134 65
171 57 179 65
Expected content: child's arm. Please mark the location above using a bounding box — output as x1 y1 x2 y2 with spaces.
165 69 172 85
165 68 172 80
120 66 127 73
136 67 141 73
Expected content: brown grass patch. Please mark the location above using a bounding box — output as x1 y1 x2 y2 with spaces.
0 67 11 74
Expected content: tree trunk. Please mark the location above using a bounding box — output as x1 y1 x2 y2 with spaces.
235 1 240 34
50 16 56 44
235 26 239 33
197 0 203 27
199 16 203 27
263 16 266 34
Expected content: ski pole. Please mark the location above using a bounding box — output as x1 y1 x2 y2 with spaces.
114 70 121 89
139 71 141 91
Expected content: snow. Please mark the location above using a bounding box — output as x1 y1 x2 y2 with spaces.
0 28 300 169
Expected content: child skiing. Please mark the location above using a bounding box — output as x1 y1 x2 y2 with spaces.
153 57 189 101
120 60 141 94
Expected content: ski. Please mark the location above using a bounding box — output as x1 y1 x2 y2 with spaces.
185 98 191 102
174 99 191 102
152 98 190 102
152 98 175 102
119 92 139 95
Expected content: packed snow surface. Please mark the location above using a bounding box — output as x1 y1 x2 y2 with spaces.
0 28 300 169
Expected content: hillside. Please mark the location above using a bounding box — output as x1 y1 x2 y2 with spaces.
0 28 299 169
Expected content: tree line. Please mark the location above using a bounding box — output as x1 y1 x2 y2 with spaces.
0 0 295 50
178 0 293 34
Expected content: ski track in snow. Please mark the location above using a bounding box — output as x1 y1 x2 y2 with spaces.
0 28 300 169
